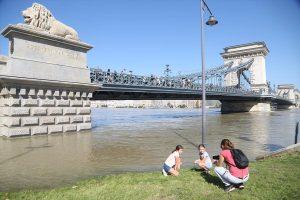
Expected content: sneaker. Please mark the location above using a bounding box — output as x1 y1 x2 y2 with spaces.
236 183 245 190
162 169 168 176
224 185 236 192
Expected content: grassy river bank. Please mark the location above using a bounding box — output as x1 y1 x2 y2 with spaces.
1 151 299 200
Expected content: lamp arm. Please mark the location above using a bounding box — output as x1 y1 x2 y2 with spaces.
202 0 213 16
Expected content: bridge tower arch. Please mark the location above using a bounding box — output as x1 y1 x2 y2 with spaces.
221 42 269 94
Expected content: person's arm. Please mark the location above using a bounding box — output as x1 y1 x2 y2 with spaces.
215 155 224 167
175 156 181 170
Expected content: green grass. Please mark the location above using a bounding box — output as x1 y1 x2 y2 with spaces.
1 152 300 200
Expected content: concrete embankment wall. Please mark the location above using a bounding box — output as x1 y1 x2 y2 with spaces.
256 143 300 160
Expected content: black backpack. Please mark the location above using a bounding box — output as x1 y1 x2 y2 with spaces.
230 149 249 169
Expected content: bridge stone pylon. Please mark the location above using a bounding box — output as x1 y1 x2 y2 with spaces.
221 42 269 94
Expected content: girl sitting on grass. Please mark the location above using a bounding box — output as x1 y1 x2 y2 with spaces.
162 145 184 176
194 144 212 172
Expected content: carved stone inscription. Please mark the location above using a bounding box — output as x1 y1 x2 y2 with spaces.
11 38 87 69
26 42 82 60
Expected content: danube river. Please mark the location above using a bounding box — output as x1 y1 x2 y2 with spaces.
0 108 299 191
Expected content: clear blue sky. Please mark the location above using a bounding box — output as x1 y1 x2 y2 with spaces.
0 0 299 88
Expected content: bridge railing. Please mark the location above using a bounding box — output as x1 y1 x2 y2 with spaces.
90 68 260 96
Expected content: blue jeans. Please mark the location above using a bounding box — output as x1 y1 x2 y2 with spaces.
214 166 249 186
163 163 172 173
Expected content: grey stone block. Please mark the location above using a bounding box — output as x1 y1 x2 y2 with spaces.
56 99 69 107
81 92 87 98
31 126 48 135
83 116 91 123
4 98 20 106
19 88 27 96
0 88 9 96
68 91 74 98
40 99 55 107
31 108 47 116
77 123 91 131
3 107 30 116
75 92 81 98
48 108 63 115
9 88 17 96
53 90 60 97
70 100 83 107
37 89 44 97
70 116 83 123
77 108 91 115
83 100 91 107
40 116 55 125
21 99 38 106
63 124 77 132
3 117 20 127
28 89 36 96
6 127 30 137
21 117 39 126
45 90 52 97
61 91 67 98
55 116 70 124
63 107 76 115
48 125 63 134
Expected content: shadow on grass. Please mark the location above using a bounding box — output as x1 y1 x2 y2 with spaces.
190 167 224 189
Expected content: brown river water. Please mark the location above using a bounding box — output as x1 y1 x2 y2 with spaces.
0 108 299 191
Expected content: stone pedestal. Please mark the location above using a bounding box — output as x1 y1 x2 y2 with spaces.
0 25 98 137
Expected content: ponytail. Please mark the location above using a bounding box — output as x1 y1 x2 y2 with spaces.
172 144 184 153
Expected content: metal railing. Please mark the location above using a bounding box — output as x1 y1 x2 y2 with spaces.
90 68 260 95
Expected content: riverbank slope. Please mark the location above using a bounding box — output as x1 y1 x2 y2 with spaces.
1 151 299 200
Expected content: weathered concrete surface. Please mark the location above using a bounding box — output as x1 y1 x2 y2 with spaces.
256 143 300 160
221 100 271 114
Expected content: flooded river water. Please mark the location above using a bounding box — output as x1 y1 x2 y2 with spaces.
0 108 299 191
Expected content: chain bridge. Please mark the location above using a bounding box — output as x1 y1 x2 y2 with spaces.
90 42 295 113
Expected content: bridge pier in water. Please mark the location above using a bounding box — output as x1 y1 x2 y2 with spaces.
220 101 271 114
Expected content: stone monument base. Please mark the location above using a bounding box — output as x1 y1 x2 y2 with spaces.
0 76 97 137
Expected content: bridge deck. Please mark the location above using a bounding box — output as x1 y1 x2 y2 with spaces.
92 84 293 105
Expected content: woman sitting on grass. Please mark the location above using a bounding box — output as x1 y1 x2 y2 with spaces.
162 145 183 176
214 139 249 192
194 144 212 172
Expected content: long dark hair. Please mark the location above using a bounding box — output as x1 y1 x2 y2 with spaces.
172 145 183 153
221 139 234 150
198 144 205 149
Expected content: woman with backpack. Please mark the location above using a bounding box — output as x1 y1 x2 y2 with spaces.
214 139 249 192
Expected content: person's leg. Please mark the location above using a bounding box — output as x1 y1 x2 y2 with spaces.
215 167 245 185
169 168 179 176
214 167 231 186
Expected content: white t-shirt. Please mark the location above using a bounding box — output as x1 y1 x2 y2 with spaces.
202 152 212 166
164 151 180 167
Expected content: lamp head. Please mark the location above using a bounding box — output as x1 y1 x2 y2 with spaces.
206 15 218 26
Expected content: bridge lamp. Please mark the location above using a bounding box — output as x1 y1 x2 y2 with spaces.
200 0 218 146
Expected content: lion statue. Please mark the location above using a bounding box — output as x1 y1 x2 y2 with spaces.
22 3 79 41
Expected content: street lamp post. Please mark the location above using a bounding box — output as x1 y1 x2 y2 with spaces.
200 0 218 145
